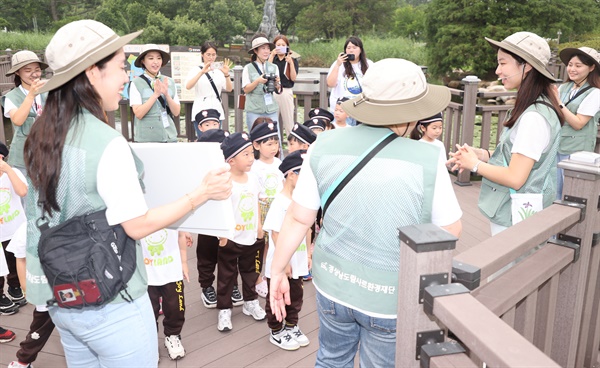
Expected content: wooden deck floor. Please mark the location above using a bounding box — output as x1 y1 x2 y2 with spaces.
0 180 488 368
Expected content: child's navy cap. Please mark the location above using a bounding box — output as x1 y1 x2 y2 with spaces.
417 112 443 125
221 132 252 161
303 118 327 131
250 121 278 142
289 123 316 145
336 97 350 104
308 107 334 122
195 109 221 125
0 142 8 157
199 129 229 143
279 149 306 176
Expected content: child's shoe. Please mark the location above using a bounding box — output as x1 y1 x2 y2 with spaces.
255 277 268 298
201 286 217 309
270 327 300 351
302 271 313 281
287 325 310 347
0 295 19 315
0 327 16 343
242 299 266 320
7 287 27 306
231 285 244 307
164 335 185 360
8 361 33 367
217 309 232 331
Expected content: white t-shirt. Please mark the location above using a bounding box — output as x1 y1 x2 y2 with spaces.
0 168 27 241
509 111 551 161
575 88 600 116
128 73 181 106
140 228 183 285
2 86 43 118
293 141 462 227
185 66 228 120
263 193 309 279
251 158 284 199
327 60 374 111
420 138 447 163
97 137 149 225
0 243 8 277
229 173 261 245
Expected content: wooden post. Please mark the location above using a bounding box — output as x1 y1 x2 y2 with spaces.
455 76 480 186
396 223 457 367
319 71 328 109
233 65 244 133
184 102 194 141
549 159 600 367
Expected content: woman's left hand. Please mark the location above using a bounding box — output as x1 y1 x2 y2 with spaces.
285 54 294 64
448 144 479 172
220 58 231 76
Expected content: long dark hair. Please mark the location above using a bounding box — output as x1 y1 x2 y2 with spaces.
343 36 369 79
568 53 600 88
502 48 564 128
410 123 425 140
24 52 115 216
14 75 22 87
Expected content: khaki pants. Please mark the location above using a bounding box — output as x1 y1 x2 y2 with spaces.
273 87 295 135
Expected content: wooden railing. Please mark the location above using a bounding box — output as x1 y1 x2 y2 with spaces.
396 159 600 367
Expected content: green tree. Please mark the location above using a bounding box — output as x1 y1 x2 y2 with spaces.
188 0 260 45
392 4 426 41
425 0 600 78
275 0 310 35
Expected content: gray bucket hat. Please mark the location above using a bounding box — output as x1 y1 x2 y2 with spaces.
485 31 558 82
39 20 142 93
559 47 600 72
341 58 450 126
6 50 48 77
134 44 170 68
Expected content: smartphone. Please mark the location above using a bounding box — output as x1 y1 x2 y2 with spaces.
211 61 224 70
275 46 289 54
345 54 355 61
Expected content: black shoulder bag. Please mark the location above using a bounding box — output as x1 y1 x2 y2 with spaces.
36 194 137 309
203 66 222 102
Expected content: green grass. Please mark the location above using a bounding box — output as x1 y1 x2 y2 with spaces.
0 31 53 51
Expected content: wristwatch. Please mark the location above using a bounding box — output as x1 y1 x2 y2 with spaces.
471 160 482 173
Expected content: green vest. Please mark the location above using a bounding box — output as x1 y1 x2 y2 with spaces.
1 88 47 168
132 76 178 143
245 62 279 115
309 125 439 317
558 81 599 154
25 110 148 306
479 98 561 227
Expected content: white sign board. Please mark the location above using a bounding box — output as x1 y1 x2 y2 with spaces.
130 142 234 237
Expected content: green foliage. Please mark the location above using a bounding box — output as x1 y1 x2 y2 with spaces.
276 0 309 35
425 0 600 78
0 32 53 50
392 4 426 41
189 0 260 45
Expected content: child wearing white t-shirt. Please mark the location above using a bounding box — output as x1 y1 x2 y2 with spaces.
263 150 311 351
141 229 190 360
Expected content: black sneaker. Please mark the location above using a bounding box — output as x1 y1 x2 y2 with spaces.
7 286 27 306
231 285 243 307
201 286 217 309
0 295 19 315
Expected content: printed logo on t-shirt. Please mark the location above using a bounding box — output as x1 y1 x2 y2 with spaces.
237 192 256 230
0 188 21 224
264 173 280 197
344 76 362 95
144 229 175 267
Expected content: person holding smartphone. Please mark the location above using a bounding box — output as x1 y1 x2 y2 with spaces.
326 36 373 125
268 35 299 137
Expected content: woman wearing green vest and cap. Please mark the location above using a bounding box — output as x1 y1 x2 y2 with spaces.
1 51 48 174
130 44 181 142
449 31 563 235
24 20 231 367
551 47 600 199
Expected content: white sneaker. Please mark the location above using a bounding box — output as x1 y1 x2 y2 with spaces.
242 299 266 320
270 327 300 351
287 325 310 347
164 335 185 360
218 309 232 331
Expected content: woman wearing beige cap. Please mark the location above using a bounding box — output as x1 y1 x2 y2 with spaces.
449 31 563 235
552 47 600 198
23 20 231 367
1 51 48 174
129 44 181 142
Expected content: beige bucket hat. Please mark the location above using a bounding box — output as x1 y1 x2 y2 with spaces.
340 58 450 126
559 47 600 72
6 50 48 77
39 20 142 94
248 37 274 54
134 44 170 68
485 31 558 82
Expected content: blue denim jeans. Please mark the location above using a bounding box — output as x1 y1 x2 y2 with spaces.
245 111 279 132
49 293 158 368
315 290 397 367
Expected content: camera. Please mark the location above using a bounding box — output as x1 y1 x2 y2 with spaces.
264 73 277 93
211 61 223 70
345 54 355 61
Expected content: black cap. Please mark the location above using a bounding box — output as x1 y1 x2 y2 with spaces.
289 123 316 145
303 118 327 131
195 109 221 125
336 97 350 104
417 112 443 125
220 132 252 161
199 129 230 143
0 142 8 157
279 149 305 175
308 107 334 122
250 121 278 142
